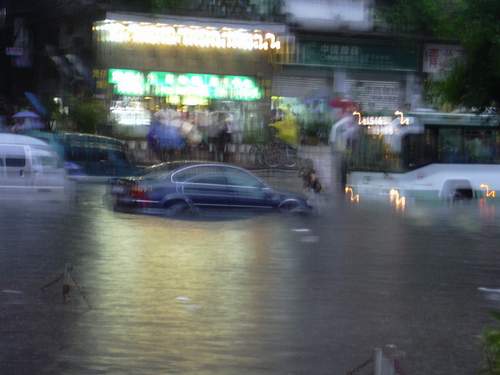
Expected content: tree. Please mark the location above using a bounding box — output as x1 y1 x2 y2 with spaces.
385 0 500 111
70 98 108 134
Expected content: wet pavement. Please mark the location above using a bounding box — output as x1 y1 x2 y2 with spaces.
1 170 500 375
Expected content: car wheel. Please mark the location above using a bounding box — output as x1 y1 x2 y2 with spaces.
280 147 298 169
279 200 301 214
281 156 297 169
163 201 190 217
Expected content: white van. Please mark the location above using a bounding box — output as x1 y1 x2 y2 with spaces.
0 134 72 202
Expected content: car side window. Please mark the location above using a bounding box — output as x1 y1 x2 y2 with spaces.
173 166 225 183
225 168 263 187
3 145 26 167
67 145 87 162
186 173 227 185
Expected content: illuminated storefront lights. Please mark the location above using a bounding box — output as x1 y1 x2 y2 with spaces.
108 69 263 101
94 19 281 51
108 69 145 96
352 111 412 126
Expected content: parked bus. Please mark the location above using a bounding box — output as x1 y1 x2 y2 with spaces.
333 111 500 201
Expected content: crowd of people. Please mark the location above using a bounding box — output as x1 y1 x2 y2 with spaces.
146 109 236 162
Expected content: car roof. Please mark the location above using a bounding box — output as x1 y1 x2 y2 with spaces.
60 132 124 144
0 133 49 147
149 161 247 171
143 161 256 177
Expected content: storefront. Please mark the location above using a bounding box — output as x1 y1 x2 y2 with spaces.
92 12 288 141
271 35 420 136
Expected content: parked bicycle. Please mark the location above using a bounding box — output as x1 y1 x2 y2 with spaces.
249 140 298 169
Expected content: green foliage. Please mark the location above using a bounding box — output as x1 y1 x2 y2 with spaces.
481 312 500 374
385 0 499 111
151 0 183 12
69 99 108 134
301 121 331 143
108 0 183 13
377 0 442 34
243 131 267 144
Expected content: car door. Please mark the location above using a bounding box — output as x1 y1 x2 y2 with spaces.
174 166 232 207
223 167 276 209
31 147 65 193
0 144 32 197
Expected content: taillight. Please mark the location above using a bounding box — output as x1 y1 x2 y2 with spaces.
130 184 147 200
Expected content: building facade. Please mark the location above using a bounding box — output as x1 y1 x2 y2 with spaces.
91 11 288 140
1 0 464 141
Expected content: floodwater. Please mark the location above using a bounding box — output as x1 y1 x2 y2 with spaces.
1 173 500 375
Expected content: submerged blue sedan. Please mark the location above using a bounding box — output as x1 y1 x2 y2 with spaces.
109 162 311 216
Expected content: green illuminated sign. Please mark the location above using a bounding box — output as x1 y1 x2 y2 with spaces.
298 41 418 71
108 69 146 96
108 69 263 101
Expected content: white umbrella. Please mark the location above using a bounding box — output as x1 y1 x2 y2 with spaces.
330 115 358 152
12 110 44 132
12 110 40 119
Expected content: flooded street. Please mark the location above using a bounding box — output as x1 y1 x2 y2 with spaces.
1 173 500 375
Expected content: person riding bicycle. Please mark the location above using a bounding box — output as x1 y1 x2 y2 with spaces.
259 107 299 168
268 107 299 147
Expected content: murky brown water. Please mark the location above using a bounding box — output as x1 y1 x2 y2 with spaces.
1 177 500 374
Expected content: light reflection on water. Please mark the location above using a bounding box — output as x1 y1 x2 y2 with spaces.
345 194 498 232
67 199 299 374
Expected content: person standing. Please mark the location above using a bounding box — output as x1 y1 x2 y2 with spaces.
215 121 229 162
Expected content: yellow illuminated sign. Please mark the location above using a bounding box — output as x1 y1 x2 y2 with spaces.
394 111 409 125
353 111 392 126
352 111 410 126
389 188 406 211
94 20 281 51
345 186 360 203
480 184 496 198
